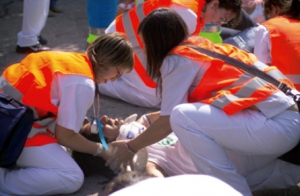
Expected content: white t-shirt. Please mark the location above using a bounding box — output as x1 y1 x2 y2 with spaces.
147 132 198 176
117 115 197 175
160 55 206 116
254 25 272 64
51 73 95 133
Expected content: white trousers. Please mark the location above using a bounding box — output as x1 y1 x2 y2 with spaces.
170 103 300 196
99 48 161 108
0 144 84 195
17 0 50 47
99 73 161 108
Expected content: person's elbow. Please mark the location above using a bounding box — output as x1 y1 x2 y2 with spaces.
55 124 76 146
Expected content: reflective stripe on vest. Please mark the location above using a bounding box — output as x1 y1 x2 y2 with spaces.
263 16 300 91
119 4 156 88
285 74 300 90
254 60 295 88
211 77 269 110
115 0 205 88
170 37 287 115
1 52 94 146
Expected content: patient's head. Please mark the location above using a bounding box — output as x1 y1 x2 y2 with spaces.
74 114 148 177
100 115 124 142
82 115 124 142
72 116 124 178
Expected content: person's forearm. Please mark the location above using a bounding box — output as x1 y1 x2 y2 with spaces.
128 115 172 152
137 111 161 127
57 123 114 159
55 124 99 155
146 111 161 124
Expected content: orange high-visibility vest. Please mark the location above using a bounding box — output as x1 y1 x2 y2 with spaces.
263 16 300 91
116 0 206 88
170 37 293 115
2 51 94 146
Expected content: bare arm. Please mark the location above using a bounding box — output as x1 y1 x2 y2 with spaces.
55 124 111 158
146 111 161 123
130 115 172 150
106 115 172 170
137 111 161 127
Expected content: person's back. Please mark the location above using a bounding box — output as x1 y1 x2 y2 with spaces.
99 0 241 108
254 0 300 90
169 36 294 117
2 51 92 117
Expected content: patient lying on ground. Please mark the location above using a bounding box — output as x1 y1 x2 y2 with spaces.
73 112 197 180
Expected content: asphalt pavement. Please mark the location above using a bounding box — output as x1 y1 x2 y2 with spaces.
0 0 300 195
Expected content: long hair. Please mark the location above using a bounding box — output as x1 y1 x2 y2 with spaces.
137 8 188 95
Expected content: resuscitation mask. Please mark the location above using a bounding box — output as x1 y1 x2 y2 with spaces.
90 114 148 172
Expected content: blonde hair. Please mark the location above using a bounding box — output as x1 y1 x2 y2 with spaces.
87 32 134 75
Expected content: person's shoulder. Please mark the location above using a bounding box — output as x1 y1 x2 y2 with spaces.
165 53 193 65
255 23 268 33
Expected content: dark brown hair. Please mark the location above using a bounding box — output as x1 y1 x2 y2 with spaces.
264 0 300 19
264 0 293 17
288 0 300 18
218 0 242 27
71 130 115 179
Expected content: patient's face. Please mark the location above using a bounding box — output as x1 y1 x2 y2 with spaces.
100 115 124 141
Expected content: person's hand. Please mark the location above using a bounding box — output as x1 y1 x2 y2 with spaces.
105 140 135 171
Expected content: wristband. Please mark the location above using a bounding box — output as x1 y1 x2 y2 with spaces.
144 114 151 125
94 144 103 156
123 141 138 154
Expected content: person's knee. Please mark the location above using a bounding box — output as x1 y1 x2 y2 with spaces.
170 103 192 127
63 168 85 193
